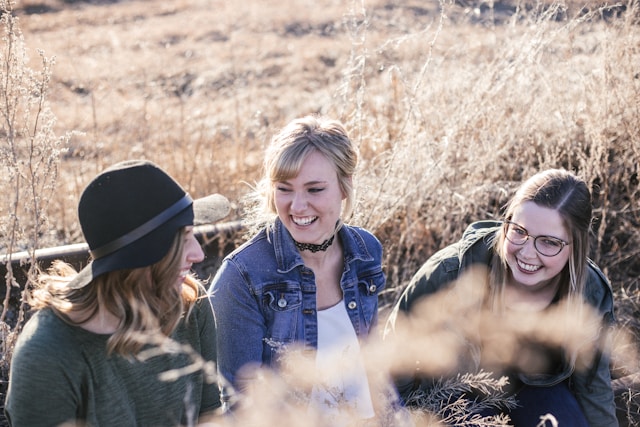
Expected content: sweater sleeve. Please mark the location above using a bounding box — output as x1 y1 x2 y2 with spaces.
191 296 222 415
4 311 85 427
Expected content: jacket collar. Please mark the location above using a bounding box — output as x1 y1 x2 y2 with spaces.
271 217 374 273
457 220 501 266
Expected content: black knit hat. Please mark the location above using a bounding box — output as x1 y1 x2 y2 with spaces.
67 160 230 289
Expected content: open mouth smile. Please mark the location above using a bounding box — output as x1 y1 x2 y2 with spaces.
517 258 542 272
292 216 317 226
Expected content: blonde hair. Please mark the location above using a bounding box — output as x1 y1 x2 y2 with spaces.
30 228 201 356
489 169 592 309
243 115 358 235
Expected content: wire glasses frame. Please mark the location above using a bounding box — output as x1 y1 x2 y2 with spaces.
503 221 571 257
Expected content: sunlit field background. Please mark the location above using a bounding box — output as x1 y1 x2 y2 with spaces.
1 0 639 424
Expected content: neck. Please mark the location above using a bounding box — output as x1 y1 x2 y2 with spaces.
294 234 335 253
504 277 561 312
68 307 120 334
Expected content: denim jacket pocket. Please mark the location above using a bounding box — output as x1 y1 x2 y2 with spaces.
262 283 302 343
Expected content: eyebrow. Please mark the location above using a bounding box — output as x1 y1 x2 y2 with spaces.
509 221 567 241
279 179 328 186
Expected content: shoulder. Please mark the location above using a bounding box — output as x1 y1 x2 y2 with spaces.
15 309 75 350
343 224 381 245
584 259 615 314
459 221 498 264
217 228 276 274
208 228 281 294
225 228 270 259
340 224 383 260
461 220 501 245
11 309 91 373
425 220 498 273
400 221 497 305
189 294 215 322
175 296 216 349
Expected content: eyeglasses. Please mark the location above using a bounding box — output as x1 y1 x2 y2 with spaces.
503 221 571 257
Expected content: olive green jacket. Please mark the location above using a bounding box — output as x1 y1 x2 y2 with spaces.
385 220 617 427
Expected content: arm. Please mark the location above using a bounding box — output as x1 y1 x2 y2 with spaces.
572 347 618 427
193 296 222 416
572 262 618 427
383 244 463 401
5 314 83 427
208 259 267 397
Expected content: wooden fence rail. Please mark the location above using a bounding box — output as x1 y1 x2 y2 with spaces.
0 220 244 326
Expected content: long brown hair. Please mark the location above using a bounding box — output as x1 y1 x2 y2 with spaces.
30 228 201 355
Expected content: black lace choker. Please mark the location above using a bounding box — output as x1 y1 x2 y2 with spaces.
294 235 335 253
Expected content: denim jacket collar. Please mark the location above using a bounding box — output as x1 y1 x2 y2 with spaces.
271 217 375 274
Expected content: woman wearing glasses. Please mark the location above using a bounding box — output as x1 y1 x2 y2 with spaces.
384 169 617 426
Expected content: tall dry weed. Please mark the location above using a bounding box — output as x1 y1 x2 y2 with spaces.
0 0 72 413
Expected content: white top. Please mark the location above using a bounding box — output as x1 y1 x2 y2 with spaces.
309 300 375 423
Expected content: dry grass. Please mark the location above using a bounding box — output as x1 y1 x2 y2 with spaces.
1 0 639 424
7 0 638 294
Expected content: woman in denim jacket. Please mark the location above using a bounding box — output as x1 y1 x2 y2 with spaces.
385 169 618 427
209 116 386 423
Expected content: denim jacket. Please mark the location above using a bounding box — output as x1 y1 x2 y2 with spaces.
385 221 618 427
208 218 386 401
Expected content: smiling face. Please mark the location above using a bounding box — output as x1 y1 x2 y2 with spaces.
503 201 571 294
274 150 346 245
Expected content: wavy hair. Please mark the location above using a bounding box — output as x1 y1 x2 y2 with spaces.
29 228 201 356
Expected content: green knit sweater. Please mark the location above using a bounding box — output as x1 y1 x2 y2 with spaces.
4 297 220 427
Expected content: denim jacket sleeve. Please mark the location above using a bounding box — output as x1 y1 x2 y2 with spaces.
208 257 266 396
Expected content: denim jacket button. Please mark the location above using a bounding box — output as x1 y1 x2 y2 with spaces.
368 284 377 293
348 301 357 310
278 298 287 308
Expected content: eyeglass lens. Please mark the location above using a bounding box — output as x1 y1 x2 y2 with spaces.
505 222 566 257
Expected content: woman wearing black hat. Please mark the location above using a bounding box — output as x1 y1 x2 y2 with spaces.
4 160 230 427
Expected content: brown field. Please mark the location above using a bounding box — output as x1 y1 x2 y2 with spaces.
5 0 638 291
1 0 639 424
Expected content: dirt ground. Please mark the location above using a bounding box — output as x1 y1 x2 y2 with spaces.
14 0 447 155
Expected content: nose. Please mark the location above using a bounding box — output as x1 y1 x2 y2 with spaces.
291 192 308 213
519 236 538 257
185 234 205 263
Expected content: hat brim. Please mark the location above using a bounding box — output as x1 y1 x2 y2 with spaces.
193 193 231 226
67 193 230 290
